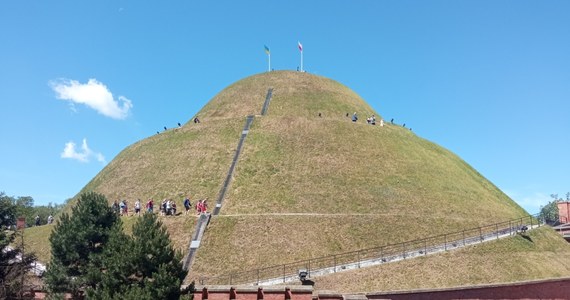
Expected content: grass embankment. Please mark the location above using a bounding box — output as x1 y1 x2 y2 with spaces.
191 116 526 277
224 117 523 220
191 214 482 278
78 117 243 207
311 226 570 293
22 214 198 264
55 70 531 287
21 225 54 263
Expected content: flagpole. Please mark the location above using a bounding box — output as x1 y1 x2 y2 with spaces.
268 53 271 72
301 50 303 72
298 41 304 72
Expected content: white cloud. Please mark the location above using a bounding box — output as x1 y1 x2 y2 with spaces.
61 139 106 164
50 78 132 119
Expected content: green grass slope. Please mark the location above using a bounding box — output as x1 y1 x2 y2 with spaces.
79 118 244 203
190 72 526 278
66 71 532 284
311 226 570 293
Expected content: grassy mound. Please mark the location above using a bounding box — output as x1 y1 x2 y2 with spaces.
58 71 533 286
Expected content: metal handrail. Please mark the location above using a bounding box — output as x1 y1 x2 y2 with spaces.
198 214 542 285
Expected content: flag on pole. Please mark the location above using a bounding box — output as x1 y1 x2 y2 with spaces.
298 41 304 72
264 45 271 72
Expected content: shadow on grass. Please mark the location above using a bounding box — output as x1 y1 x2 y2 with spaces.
302 279 315 286
520 234 533 243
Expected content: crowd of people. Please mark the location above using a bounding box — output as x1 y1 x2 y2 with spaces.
112 196 209 217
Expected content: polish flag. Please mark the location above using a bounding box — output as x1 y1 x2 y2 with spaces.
298 41 303 52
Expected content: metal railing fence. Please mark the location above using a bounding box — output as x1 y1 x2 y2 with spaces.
197 214 543 285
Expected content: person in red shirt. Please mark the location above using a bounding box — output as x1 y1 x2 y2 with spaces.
146 199 154 213
202 198 208 213
196 199 203 215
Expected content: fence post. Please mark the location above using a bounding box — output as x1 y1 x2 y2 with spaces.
283 264 286 283
230 273 233 285
496 223 499 239
509 221 512 235
257 269 260 285
479 227 483 242
402 243 406 259
462 230 465 246
358 251 361 268
424 239 427 255
444 234 447 251
308 259 311 278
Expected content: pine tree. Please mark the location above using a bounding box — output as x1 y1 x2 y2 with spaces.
89 213 187 300
131 213 187 299
45 192 120 298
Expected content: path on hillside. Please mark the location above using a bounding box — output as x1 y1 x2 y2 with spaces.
253 224 540 286
200 222 540 286
184 88 274 272
217 212 464 217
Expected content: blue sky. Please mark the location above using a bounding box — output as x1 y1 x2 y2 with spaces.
0 1 568 213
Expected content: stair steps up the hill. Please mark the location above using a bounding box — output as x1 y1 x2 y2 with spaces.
185 90 273 273
184 114 257 272
260 88 273 116
183 213 211 270
213 114 255 215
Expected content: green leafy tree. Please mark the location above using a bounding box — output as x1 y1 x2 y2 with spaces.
14 196 34 226
0 192 17 228
89 213 187 300
45 192 120 298
0 193 36 299
540 194 561 225
1 192 65 228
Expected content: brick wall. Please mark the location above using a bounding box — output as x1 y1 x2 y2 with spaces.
193 286 313 300
558 201 570 224
363 277 570 300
